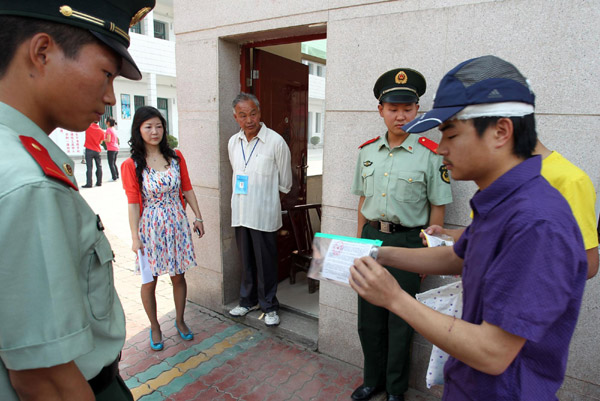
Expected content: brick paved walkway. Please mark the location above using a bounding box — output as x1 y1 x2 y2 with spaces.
79 159 438 401
108 225 364 400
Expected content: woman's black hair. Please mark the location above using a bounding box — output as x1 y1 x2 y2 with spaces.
128 106 179 193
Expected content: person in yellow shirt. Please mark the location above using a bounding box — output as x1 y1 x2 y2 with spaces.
423 139 598 279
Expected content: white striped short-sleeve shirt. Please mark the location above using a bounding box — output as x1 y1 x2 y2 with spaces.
228 123 292 232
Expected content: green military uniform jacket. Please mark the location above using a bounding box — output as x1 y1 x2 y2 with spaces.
351 133 452 227
0 103 126 400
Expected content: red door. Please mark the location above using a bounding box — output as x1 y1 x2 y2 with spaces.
253 49 309 282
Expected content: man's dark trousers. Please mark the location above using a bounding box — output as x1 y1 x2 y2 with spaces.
235 226 279 312
85 148 102 186
107 150 119 180
358 223 423 395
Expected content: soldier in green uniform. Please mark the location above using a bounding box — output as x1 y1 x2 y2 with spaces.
0 1 155 400
350 69 453 401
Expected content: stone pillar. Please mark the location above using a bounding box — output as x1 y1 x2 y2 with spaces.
143 10 153 38
148 73 157 108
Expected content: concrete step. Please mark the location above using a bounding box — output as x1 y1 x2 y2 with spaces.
223 302 318 351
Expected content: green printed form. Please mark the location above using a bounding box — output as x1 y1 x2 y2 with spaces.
312 233 382 285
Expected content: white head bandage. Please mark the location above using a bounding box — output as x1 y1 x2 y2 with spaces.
454 102 534 120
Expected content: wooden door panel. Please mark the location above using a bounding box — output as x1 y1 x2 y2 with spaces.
253 49 308 282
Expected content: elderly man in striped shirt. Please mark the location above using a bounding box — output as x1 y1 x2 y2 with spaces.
227 92 292 327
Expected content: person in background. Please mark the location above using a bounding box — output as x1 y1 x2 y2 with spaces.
227 92 292 327
105 117 120 181
422 138 599 279
350 69 452 401
0 1 156 400
83 120 105 187
121 106 205 351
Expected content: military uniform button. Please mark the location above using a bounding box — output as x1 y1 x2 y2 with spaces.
408 178 413 182
381 213 385 217
389 153 393 157
382 193 386 197
384 172 388 176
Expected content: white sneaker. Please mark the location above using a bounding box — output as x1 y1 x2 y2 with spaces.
229 304 259 317
264 311 280 326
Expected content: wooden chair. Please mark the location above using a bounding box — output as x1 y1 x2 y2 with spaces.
287 203 321 294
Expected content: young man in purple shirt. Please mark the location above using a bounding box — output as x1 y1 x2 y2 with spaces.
349 56 587 400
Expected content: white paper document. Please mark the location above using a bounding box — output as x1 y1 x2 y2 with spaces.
138 249 154 284
321 239 377 284
421 230 455 248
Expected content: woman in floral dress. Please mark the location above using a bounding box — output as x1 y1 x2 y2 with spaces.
122 106 205 351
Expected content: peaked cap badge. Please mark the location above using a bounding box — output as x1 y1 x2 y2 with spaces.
395 71 408 84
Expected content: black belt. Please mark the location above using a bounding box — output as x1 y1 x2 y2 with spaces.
88 355 120 395
368 220 422 234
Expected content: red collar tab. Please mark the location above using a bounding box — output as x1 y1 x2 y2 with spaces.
418 136 439 154
358 136 381 149
19 136 78 191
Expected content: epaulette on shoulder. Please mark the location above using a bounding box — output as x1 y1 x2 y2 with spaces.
358 136 380 149
19 135 78 191
418 136 438 154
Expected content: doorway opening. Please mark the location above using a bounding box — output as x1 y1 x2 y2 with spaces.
240 34 326 319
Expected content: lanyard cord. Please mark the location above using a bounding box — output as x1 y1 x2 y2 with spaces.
241 137 259 170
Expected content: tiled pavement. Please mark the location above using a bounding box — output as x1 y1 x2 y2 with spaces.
107 225 365 401
79 158 439 401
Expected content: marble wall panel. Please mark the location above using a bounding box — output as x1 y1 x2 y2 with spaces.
176 39 219 113
187 266 223 311
178 115 219 189
318 304 363 367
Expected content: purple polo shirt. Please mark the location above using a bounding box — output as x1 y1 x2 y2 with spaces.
443 156 587 400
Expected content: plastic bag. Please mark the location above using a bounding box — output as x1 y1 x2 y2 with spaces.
415 280 463 388
307 233 381 287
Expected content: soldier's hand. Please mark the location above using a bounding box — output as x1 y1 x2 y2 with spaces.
349 256 403 309
420 224 445 246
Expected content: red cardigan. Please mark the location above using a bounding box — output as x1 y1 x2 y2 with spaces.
121 149 192 216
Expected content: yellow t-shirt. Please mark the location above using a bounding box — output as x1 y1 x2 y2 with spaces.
468 152 598 250
541 151 598 250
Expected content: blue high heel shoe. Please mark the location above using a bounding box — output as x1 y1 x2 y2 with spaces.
175 322 193 341
149 329 163 351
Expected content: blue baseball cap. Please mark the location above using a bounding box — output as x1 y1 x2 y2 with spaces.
403 55 536 133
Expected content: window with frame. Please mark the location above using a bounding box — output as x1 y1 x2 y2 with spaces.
99 106 114 129
154 20 167 40
157 98 169 129
134 96 145 112
130 22 142 34
316 64 325 77
302 60 326 77
315 112 322 133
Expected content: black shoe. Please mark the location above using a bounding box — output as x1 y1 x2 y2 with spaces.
81 184 92 188
351 385 380 401
387 395 405 401
95 183 102 187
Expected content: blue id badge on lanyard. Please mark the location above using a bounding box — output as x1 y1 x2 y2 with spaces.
234 174 249 194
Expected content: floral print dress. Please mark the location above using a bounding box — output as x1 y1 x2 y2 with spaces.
136 158 197 276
